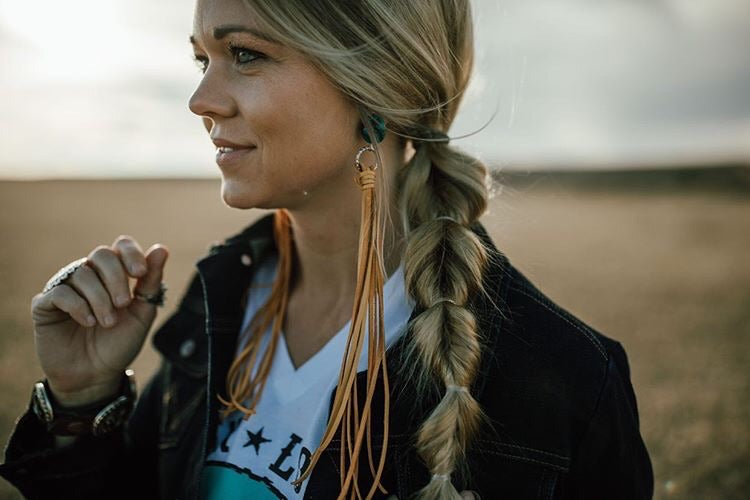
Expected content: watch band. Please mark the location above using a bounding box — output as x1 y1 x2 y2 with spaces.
31 369 137 437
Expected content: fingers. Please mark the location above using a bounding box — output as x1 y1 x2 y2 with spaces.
81 236 149 311
65 263 120 327
35 237 166 329
112 235 148 277
55 236 158 327
35 284 97 327
87 245 135 308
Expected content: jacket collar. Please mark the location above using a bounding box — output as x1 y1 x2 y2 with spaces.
151 212 276 378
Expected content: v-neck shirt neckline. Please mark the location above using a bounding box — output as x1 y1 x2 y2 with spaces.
235 253 413 405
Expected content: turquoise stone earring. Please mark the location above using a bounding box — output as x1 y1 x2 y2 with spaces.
360 113 386 144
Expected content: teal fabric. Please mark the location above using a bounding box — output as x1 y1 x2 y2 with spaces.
200 462 284 500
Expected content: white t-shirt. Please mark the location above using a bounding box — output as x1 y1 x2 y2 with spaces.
200 254 414 499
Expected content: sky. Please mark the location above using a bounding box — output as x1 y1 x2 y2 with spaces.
0 0 748 179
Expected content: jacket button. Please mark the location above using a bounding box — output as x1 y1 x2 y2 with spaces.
179 339 196 358
240 254 252 266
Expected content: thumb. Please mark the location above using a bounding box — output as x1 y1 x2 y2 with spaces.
141 244 169 281
129 244 168 319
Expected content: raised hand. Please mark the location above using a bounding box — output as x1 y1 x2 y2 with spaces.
30 236 168 406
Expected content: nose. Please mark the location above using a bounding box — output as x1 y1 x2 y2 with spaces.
188 67 236 123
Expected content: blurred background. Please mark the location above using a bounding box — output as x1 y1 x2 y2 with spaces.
1 0 748 498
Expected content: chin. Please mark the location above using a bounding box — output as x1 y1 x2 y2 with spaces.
220 181 283 211
220 181 258 210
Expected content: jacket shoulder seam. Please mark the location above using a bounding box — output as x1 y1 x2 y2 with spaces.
508 284 608 361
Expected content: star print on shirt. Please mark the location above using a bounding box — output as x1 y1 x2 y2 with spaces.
243 426 272 455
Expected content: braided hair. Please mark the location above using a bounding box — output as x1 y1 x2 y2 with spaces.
396 132 492 498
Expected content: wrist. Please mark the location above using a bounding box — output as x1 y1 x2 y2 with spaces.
48 380 123 409
31 370 137 436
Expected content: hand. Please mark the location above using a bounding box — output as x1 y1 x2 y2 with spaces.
31 236 168 405
387 491 480 500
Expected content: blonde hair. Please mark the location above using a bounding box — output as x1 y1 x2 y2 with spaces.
218 1 498 498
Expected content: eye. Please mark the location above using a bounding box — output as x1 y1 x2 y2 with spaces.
228 43 264 66
191 44 264 74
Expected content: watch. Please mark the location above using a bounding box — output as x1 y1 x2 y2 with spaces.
31 369 137 437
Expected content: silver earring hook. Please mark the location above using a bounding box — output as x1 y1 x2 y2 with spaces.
354 144 377 172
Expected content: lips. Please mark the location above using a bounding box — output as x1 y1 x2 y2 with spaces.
211 137 256 167
211 137 254 149
215 145 255 166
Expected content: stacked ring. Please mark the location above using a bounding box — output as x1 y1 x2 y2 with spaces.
133 282 168 307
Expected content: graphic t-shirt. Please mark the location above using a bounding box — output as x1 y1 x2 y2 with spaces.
200 254 414 499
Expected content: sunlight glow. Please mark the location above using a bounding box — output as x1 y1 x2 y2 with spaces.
2 1 136 83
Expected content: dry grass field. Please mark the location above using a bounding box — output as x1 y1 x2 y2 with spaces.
1 171 748 499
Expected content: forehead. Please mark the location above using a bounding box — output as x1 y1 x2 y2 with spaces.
191 0 269 44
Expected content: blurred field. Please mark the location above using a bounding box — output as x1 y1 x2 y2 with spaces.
1 171 749 499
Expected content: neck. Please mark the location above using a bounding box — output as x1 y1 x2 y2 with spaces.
287 202 405 300
284 142 412 306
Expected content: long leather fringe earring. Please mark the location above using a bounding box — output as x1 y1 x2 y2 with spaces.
293 134 390 498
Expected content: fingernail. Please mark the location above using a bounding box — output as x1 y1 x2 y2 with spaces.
86 315 96 327
104 314 115 326
131 263 146 274
115 295 129 307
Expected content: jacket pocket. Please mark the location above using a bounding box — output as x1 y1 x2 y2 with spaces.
468 442 568 499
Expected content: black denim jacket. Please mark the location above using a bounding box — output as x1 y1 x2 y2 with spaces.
1 213 654 499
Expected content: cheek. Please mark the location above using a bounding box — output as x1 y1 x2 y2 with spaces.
252 81 359 191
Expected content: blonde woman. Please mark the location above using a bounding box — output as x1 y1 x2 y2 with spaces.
0 0 653 499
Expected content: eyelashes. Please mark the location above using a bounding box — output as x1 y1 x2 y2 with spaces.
192 54 208 73
228 42 265 66
192 43 265 74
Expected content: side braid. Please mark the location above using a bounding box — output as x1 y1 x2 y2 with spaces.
398 138 491 499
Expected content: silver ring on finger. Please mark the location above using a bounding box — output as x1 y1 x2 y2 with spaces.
133 282 167 307
42 257 89 294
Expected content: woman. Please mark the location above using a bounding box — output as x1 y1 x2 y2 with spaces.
0 0 653 499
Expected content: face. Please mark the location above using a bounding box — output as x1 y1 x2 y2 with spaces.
188 0 363 210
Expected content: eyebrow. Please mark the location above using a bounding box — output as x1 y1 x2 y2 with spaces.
189 25 278 46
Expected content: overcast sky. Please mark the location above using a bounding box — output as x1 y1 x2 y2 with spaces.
0 0 748 179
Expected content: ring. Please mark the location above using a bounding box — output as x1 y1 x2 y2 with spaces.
354 144 377 172
43 257 89 294
133 282 167 307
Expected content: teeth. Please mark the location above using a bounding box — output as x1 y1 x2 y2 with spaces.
218 146 237 153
